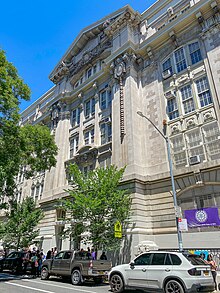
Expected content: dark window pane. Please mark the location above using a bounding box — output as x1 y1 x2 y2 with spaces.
170 254 182 265
151 253 166 265
134 253 151 265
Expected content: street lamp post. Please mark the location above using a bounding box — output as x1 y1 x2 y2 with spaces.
137 111 183 252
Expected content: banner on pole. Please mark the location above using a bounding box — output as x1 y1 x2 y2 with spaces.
185 207 220 228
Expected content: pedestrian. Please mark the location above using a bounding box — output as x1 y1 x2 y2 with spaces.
200 253 206 260
91 248 96 260
79 248 85 258
23 250 31 274
100 251 107 260
30 252 38 277
53 247 58 257
207 254 217 291
46 249 52 259
86 247 91 259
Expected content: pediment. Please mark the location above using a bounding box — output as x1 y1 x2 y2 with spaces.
49 5 140 84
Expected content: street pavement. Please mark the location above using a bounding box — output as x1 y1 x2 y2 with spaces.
0 272 219 293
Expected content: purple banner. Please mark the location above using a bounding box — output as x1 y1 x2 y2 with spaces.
185 207 220 228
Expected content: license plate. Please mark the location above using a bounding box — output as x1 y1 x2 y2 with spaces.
204 271 209 276
99 271 104 275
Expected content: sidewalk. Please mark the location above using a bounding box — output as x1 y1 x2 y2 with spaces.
0 272 33 282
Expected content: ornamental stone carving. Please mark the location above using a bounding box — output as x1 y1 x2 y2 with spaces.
50 39 112 84
74 148 98 164
104 9 141 37
203 109 215 122
170 123 181 134
186 117 197 129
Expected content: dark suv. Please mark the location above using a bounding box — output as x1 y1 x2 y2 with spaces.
0 251 25 273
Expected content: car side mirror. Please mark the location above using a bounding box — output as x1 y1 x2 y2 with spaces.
130 262 135 269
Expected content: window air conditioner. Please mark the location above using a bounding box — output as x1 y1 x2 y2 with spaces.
162 69 172 79
165 90 176 98
189 155 201 165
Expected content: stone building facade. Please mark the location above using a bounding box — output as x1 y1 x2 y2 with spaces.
20 0 220 257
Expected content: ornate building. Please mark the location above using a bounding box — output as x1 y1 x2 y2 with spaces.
20 0 220 257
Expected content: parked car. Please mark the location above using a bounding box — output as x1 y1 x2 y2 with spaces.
109 251 215 293
0 251 25 273
41 250 112 285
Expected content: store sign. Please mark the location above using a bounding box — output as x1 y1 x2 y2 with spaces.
185 207 220 227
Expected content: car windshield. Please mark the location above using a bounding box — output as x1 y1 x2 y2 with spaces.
184 254 208 265
7 252 19 258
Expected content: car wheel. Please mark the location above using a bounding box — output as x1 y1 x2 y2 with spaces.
71 269 82 285
164 279 185 293
110 274 124 293
41 267 50 280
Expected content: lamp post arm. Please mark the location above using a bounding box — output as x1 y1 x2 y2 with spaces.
137 111 166 140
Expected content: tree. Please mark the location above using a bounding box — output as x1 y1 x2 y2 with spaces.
0 197 44 250
61 164 131 251
0 50 58 203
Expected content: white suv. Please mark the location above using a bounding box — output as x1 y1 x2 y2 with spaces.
109 251 215 293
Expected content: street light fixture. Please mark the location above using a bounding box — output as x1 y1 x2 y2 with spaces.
137 111 183 252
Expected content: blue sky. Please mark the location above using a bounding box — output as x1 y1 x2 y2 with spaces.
0 0 155 111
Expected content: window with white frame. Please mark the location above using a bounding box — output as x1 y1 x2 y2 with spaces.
85 98 95 119
167 97 179 120
186 129 205 161
81 164 94 175
71 108 80 127
31 183 43 201
180 84 195 114
162 58 173 77
174 47 187 73
203 122 220 157
100 122 112 144
195 77 212 107
162 41 202 78
100 89 112 110
70 135 79 157
189 42 202 65
171 135 187 166
84 128 94 145
99 156 111 168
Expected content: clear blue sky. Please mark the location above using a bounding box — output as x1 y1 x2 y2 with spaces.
0 0 155 111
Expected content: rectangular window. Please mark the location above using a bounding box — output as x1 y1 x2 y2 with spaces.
100 122 112 144
71 108 80 127
189 42 202 65
84 128 94 145
180 84 195 114
70 135 79 157
171 135 187 166
162 58 173 76
100 89 111 110
174 48 187 73
85 98 95 119
203 122 220 157
167 98 179 120
186 130 205 161
87 68 92 79
196 77 212 107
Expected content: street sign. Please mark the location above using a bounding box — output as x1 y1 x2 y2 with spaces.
178 218 188 232
175 206 182 218
114 221 122 238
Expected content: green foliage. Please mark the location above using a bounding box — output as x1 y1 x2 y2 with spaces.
0 197 44 250
61 164 131 251
0 50 58 201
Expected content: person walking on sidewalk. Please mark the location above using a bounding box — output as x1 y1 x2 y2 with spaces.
207 254 217 291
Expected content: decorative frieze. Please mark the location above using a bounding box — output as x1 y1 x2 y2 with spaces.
104 9 140 37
